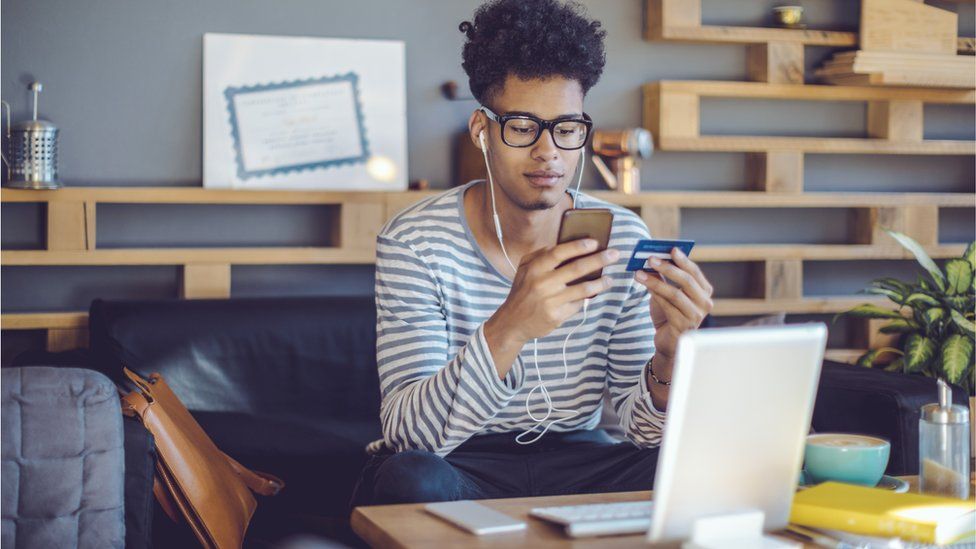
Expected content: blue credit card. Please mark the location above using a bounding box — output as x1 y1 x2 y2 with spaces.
626 239 696 272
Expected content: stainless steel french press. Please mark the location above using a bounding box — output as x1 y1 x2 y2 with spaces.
2 81 61 189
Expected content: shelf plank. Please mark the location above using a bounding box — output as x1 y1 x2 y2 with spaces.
0 187 393 204
650 24 858 46
4 188 973 209
711 296 888 316
3 244 964 266
0 247 377 266
587 191 975 208
647 81 976 104
656 136 976 154
1 312 88 330
650 25 976 54
693 244 967 262
645 81 976 154
823 349 864 364
0 297 890 332
645 21 973 55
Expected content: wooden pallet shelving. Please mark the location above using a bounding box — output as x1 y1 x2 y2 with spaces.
2 187 972 355
644 0 975 79
644 81 976 193
642 0 975 364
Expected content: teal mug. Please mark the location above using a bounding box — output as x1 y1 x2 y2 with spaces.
804 433 890 487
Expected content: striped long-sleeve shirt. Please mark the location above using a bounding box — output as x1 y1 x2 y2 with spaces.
366 180 666 456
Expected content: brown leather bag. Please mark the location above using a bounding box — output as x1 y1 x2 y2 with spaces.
120 368 284 549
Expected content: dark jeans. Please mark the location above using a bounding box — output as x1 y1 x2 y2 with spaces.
351 429 659 506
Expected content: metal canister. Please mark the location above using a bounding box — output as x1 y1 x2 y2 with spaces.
919 379 970 499
2 82 61 189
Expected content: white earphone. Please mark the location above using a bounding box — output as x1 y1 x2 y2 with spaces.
478 122 590 445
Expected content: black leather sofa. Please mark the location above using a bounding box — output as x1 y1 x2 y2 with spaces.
11 295 970 546
88 296 382 546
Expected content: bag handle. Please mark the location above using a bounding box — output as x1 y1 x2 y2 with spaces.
121 366 285 497
222 451 284 496
123 367 156 403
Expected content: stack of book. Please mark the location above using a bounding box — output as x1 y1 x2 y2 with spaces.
815 51 976 89
790 482 976 547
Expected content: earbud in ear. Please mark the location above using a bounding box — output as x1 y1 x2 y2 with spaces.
478 130 486 150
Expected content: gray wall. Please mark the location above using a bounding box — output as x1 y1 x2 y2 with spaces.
2 0 975 358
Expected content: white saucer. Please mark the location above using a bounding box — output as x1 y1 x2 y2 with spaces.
797 472 910 493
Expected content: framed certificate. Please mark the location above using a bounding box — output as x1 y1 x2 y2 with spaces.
204 33 406 190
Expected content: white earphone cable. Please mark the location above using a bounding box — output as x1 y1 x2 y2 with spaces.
479 124 591 445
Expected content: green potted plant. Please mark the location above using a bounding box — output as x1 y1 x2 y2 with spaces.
837 231 975 451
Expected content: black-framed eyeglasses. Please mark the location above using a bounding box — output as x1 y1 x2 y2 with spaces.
480 106 593 150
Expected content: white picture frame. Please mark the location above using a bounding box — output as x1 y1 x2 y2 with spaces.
203 33 407 191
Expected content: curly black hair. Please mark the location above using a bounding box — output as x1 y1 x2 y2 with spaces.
459 0 607 105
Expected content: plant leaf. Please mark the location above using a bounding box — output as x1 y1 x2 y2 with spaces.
886 230 946 292
855 347 902 368
905 334 936 373
944 259 973 296
904 293 941 307
856 349 880 368
872 277 913 296
940 335 974 385
857 347 905 368
837 304 904 321
861 287 905 303
919 276 934 292
923 307 946 326
964 241 975 271
950 309 976 337
879 318 917 334
944 296 972 312
884 357 905 373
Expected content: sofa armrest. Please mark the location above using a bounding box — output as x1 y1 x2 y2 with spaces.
1 367 126 548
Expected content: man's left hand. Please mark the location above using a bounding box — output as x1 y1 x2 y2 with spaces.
634 247 714 363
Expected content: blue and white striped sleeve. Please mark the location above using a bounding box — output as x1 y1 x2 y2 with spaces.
606 249 667 448
374 234 526 456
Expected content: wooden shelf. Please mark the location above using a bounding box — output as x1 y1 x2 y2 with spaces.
643 0 974 53
1 312 88 330
5 187 973 209
823 349 865 364
645 81 976 104
0 187 382 204
648 25 974 53
0 297 890 336
1 244 965 267
648 24 857 47
693 244 967 262
655 136 976 155
588 191 975 208
645 81 976 156
1 188 968 340
0 247 376 266
711 296 888 316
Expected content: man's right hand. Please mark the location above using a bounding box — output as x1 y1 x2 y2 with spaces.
491 238 619 344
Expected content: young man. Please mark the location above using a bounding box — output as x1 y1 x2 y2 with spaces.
353 0 714 505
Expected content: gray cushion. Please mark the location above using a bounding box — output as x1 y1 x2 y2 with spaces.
1 367 125 549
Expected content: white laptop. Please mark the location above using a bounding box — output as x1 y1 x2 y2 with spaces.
530 323 828 542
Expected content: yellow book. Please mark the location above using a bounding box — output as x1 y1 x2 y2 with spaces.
790 482 976 545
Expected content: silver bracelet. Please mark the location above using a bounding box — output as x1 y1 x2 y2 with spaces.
647 357 671 386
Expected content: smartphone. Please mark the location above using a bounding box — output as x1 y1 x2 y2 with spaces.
556 208 614 285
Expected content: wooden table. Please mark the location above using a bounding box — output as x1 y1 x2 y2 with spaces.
351 490 808 548
351 476 972 548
